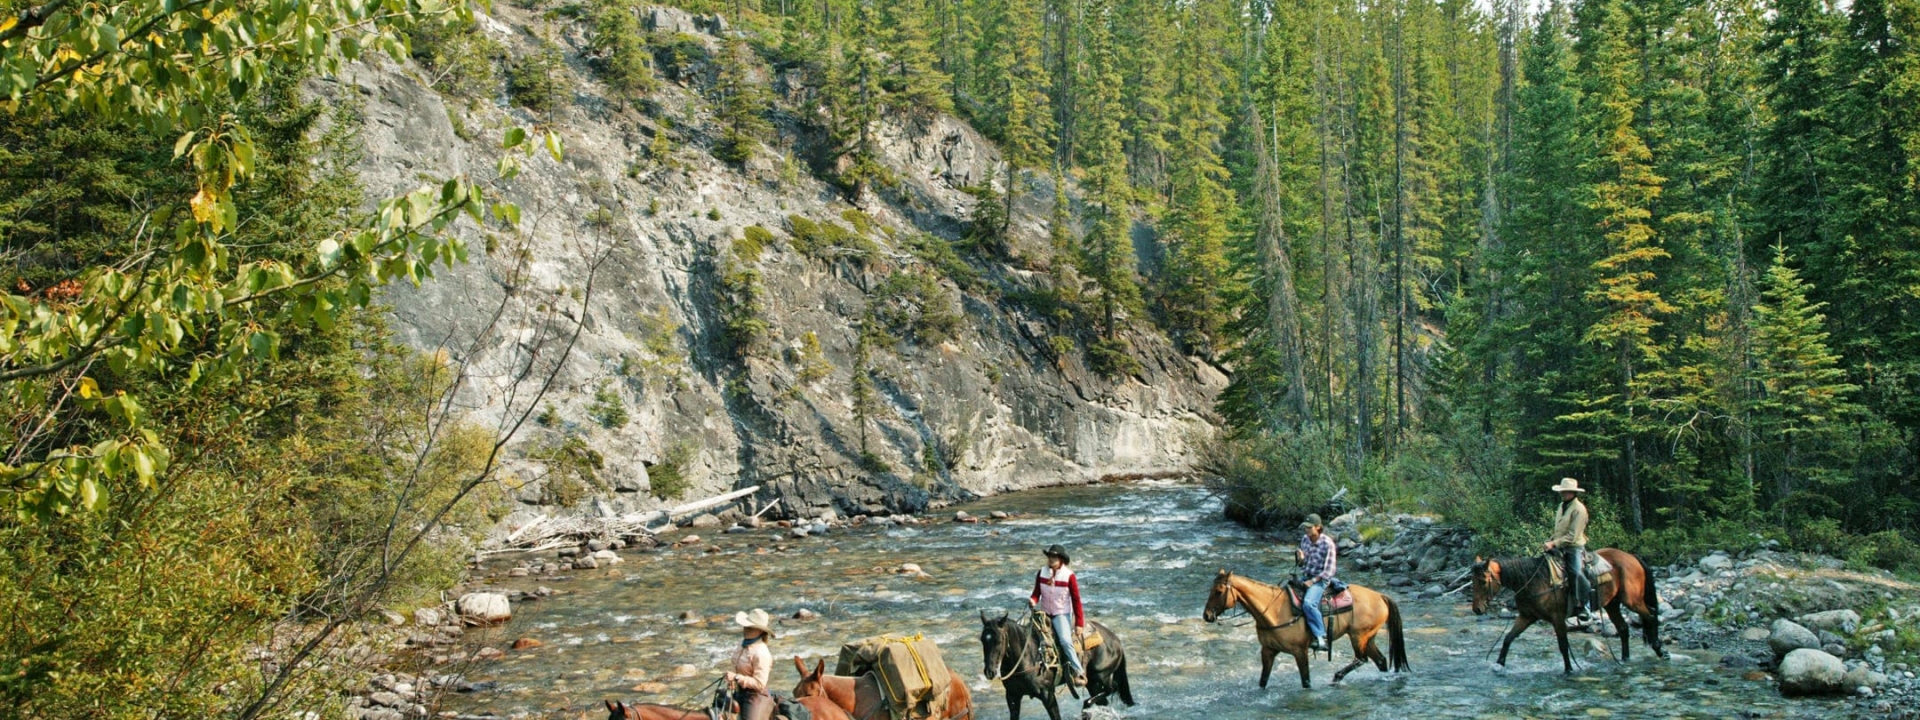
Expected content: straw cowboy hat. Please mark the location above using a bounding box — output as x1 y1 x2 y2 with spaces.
1042 544 1071 565
1550 478 1586 494
734 608 776 638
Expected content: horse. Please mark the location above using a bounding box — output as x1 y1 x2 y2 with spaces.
1469 548 1667 674
1201 569 1409 689
790 657 974 720
978 610 1133 720
605 687 849 720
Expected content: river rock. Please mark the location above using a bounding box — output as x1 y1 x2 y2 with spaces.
793 608 819 621
1741 626 1771 642
790 527 810 538
512 637 543 650
1416 545 1450 574
990 511 1009 519
1779 648 1848 696
671 663 699 678
458 593 512 626
726 524 751 534
573 556 599 570
592 549 623 564
414 607 445 627
954 511 975 523
1797 609 1861 633
1699 553 1733 572
1770 619 1820 658
369 691 404 708
690 514 723 529
587 538 610 552
631 681 670 693
378 609 407 626
810 522 830 535
1843 666 1888 690
678 535 701 545
472 647 506 661
507 567 529 577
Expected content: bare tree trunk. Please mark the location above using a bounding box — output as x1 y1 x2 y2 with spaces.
1250 105 1312 430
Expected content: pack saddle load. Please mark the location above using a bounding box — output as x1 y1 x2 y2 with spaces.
834 634 952 720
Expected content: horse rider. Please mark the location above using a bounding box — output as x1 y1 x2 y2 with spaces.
724 608 777 720
1028 544 1088 686
1542 478 1596 628
1294 513 1337 652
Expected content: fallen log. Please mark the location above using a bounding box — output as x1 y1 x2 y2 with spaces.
481 485 764 553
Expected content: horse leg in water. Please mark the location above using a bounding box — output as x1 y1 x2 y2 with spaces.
1037 687 1064 720
1554 623 1574 674
1495 615 1536 668
1293 648 1312 689
1332 627 1375 683
1258 646 1278 688
1605 601 1632 663
1366 639 1389 672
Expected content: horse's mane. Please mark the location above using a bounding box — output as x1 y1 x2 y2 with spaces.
1493 554 1552 593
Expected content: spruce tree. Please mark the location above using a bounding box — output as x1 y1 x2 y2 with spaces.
1574 0 1671 532
1159 1 1234 352
880 0 954 115
1749 245 1859 513
1077 0 1141 345
715 37 773 165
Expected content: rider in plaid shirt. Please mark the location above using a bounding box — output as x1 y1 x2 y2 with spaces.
1294 513 1338 651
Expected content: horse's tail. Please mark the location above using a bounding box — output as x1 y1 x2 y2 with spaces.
1639 554 1659 615
1115 655 1135 706
1386 594 1410 672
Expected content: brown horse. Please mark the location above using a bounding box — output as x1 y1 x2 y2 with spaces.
605 691 850 720
790 657 973 720
1201 569 1409 689
1469 548 1667 674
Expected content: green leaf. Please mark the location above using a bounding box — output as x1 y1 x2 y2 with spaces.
173 130 197 159
545 131 565 162
503 127 528 149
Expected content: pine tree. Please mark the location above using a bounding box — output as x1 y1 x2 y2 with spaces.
715 37 773 164
880 0 954 115
1159 1 1234 353
1077 0 1140 345
827 4 889 198
1573 0 1671 532
972 0 1054 166
1749 245 1859 513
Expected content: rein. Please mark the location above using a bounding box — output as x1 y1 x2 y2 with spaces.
1223 578 1302 631
987 619 1029 682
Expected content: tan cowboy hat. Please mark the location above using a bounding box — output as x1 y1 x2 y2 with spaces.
1550 478 1586 494
734 608 776 638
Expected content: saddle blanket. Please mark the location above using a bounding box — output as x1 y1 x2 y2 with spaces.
1286 586 1356 616
1549 550 1615 588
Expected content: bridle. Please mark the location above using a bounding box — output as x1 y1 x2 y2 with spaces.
1210 575 1298 630
984 617 1025 682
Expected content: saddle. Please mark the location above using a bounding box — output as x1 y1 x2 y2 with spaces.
1285 579 1355 617
1547 549 1614 589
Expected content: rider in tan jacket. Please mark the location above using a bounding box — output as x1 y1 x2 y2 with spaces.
1541 478 1594 627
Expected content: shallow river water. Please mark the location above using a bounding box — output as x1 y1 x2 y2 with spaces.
447 481 1845 719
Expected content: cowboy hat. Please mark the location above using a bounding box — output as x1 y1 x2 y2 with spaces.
734 608 776 638
1299 513 1324 530
1042 544 1071 565
1550 478 1586 494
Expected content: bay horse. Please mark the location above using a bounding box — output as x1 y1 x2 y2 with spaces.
979 610 1133 720
1201 569 1409 689
790 657 974 719
1469 548 1667 674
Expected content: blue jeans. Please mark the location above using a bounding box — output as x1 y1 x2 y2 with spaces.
1302 582 1327 640
1048 613 1085 676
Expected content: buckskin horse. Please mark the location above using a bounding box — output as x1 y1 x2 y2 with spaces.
1201 569 1409 689
1469 548 1667 673
790 657 974 720
979 610 1133 720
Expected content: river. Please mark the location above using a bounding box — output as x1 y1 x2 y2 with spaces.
444 481 1838 719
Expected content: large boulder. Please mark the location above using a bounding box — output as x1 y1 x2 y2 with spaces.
1769 619 1821 659
1778 649 1848 696
1698 553 1733 572
458 593 513 627
1796 609 1861 634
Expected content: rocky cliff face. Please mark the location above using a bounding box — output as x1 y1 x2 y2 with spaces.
321 5 1225 523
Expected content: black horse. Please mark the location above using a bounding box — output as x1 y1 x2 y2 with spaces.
979 610 1133 720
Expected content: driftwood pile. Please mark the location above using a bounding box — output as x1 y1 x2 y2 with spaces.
481 485 764 556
